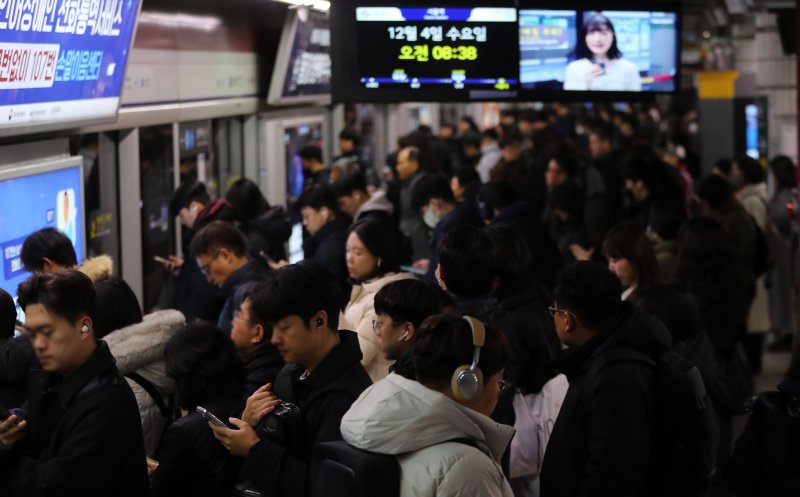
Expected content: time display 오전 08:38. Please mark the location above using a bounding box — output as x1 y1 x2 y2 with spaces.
398 44 478 62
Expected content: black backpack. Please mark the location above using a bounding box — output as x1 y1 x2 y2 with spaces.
594 348 720 497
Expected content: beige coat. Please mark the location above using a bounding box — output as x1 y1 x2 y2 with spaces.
738 183 772 333
340 272 416 382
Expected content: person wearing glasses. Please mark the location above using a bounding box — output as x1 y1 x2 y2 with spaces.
342 313 514 497
563 12 642 92
540 262 671 497
372 278 454 379
190 221 268 334
166 180 235 322
230 289 284 399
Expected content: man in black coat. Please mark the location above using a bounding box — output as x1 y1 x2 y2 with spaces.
411 174 483 280
190 220 269 334
540 262 672 497
168 180 234 322
0 288 38 409
209 262 372 497
0 271 148 497
231 292 284 399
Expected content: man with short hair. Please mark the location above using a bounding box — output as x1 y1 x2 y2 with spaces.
231 292 284 399
395 146 431 263
20 227 78 273
209 262 371 497
190 220 268 334
0 271 148 497
411 174 482 279
168 180 233 322
373 278 453 378
540 262 672 497
298 146 330 188
331 172 394 223
20 227 113 282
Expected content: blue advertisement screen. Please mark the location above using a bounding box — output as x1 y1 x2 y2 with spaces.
0 165 84 308
0 0 140 127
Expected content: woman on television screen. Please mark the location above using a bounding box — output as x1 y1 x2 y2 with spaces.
563 12 642 92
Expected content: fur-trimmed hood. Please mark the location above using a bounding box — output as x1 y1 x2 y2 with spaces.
78 255 114 282
103 309 185 391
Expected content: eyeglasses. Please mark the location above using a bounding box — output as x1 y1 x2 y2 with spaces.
371 319 403 336
499 379 512 395
197 251 221 276
547 305 574 318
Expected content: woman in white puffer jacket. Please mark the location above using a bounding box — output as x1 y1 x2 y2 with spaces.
339 218 415 382
94 276 186 457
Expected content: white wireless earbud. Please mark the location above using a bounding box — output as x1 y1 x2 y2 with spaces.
398 330 410 342
81 325 90 334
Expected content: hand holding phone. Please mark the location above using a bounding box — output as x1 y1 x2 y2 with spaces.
197 406 227 427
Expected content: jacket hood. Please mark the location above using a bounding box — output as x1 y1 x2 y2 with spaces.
356 190 394 219
342 374 514 462
79 255 113 282
104 310 186 375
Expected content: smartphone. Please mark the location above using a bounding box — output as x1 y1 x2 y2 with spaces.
153 255 171 265
196 406 227 427
597 62 606 74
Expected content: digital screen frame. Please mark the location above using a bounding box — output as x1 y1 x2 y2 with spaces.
517 0 681 102
0 157 85 320
332 0 520 103
268 8 333 106
0 0 143 137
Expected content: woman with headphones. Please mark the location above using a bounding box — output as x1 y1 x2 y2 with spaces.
341 313 514 497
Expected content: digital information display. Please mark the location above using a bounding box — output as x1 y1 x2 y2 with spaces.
0 0 141 134
0 159 85 319
269 9 332 104
520 9 678 93
354 7 518 96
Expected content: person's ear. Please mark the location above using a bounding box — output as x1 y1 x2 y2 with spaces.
404 323 416 341
312 311 328 329
79 318 93 340
41 257 56 272
251 324 265 345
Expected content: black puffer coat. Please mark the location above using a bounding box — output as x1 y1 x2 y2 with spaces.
540 303 672 497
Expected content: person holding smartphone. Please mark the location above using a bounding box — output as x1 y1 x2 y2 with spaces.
563 12 642 91
0 271 148 497
150 320 245 497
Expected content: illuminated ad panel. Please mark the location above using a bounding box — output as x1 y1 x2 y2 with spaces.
0 0 141 133
355 7 518 95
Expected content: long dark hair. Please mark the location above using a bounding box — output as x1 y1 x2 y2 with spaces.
348 218 402 281
226 178 270 222
603 223 659 296
574 12 623 61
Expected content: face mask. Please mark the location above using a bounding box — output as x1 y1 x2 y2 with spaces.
423 204 441 228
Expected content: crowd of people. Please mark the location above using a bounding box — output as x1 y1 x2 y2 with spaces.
0 101 799 497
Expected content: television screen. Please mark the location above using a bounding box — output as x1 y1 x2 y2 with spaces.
0 158 85 320
519 8 679 94
269 9 332 105
0 0 142 136
332 3 519 102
